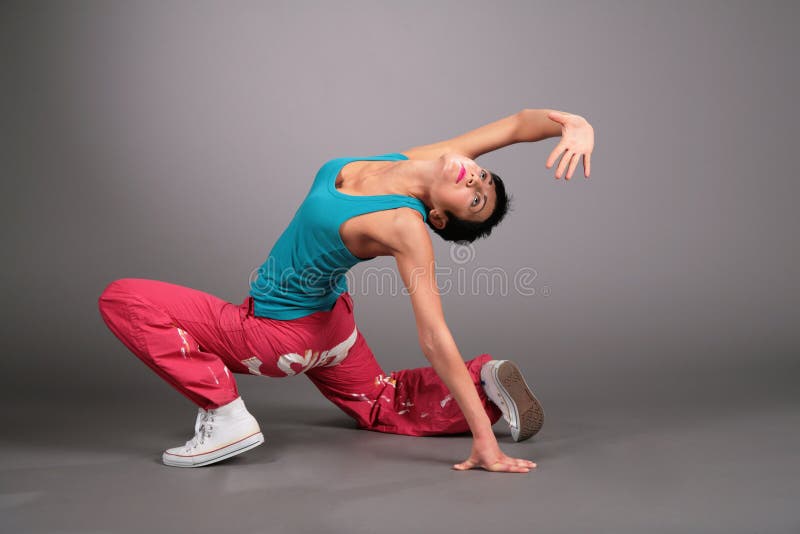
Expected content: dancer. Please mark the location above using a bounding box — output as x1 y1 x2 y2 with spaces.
98 109 595 473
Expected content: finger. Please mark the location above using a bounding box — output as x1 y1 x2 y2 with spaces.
453 459 476 471
556 150 573 179
585 153 591 178
546 143 566 169
490 462 531 473
566 152 581 180
492 457 528 470
565 152 580 180
508 457 536 467
547 111 566 124
504 459 533 473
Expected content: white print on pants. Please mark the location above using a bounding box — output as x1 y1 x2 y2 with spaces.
277 326 358 376
240 326 359 377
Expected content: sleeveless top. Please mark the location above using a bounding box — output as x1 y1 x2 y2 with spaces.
249 152 429 319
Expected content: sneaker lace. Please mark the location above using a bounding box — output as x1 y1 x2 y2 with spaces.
184 408 216 451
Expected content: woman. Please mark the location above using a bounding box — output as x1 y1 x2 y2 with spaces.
98 108 595 473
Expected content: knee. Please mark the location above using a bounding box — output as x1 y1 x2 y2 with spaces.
98 278 137 314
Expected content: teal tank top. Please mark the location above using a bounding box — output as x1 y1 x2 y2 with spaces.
249 152 429 319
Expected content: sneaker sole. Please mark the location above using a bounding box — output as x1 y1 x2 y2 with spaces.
162 431 265 468
494 361 544 442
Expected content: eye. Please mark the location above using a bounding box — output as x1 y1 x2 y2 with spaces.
480 170 487 180
471 194 480 207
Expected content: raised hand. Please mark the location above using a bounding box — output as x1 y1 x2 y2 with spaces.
545 111 595 180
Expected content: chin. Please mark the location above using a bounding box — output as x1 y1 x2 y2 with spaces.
450 152 477 168
443 153 476 184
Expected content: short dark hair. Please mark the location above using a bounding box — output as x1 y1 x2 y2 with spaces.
427 172 512 244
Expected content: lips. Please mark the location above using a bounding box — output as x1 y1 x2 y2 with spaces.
456 164 466 183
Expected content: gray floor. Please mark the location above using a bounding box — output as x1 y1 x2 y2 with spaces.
3 376 799 534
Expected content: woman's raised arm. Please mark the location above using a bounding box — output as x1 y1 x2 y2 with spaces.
401 110 523 161
402 108 594 180
401 108 566 160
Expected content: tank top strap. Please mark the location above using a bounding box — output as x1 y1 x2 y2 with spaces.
324 152 429 223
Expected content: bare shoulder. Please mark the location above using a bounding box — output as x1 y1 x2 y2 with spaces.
360 207 430 255
400 141 453 161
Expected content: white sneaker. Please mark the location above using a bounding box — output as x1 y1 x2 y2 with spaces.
162 397 264 467
480 360 544 442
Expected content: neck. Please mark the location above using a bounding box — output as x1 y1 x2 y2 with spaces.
380 159 440 208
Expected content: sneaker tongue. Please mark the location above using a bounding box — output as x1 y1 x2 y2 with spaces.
194 410 206 434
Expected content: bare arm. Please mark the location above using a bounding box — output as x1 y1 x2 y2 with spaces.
401 110 522 161
401 108 594 180
401 108 567 160
392 217 494 440
515 108 564 143
382 212 535 473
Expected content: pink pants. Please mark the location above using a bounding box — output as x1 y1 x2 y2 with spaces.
97 278 502 436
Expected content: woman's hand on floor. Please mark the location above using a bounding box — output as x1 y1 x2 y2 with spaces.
452 437 537 473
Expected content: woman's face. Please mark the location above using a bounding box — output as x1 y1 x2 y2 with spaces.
429 153 497 228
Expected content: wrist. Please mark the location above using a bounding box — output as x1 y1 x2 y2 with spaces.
471 425 498 443
517 108 563 142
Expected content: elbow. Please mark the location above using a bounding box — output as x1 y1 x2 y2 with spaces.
417 322 449 359
512 109 531 143
418 330 436 355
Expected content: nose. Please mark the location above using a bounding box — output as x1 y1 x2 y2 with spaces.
465 165 481 185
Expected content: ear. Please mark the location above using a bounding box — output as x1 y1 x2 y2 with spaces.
427 208 448 230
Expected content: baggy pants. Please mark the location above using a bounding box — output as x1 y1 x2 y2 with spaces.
97 278 502 436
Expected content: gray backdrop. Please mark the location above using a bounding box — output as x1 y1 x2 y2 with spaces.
2 1 798 533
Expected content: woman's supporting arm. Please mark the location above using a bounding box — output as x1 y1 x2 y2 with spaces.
386 211 535 473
